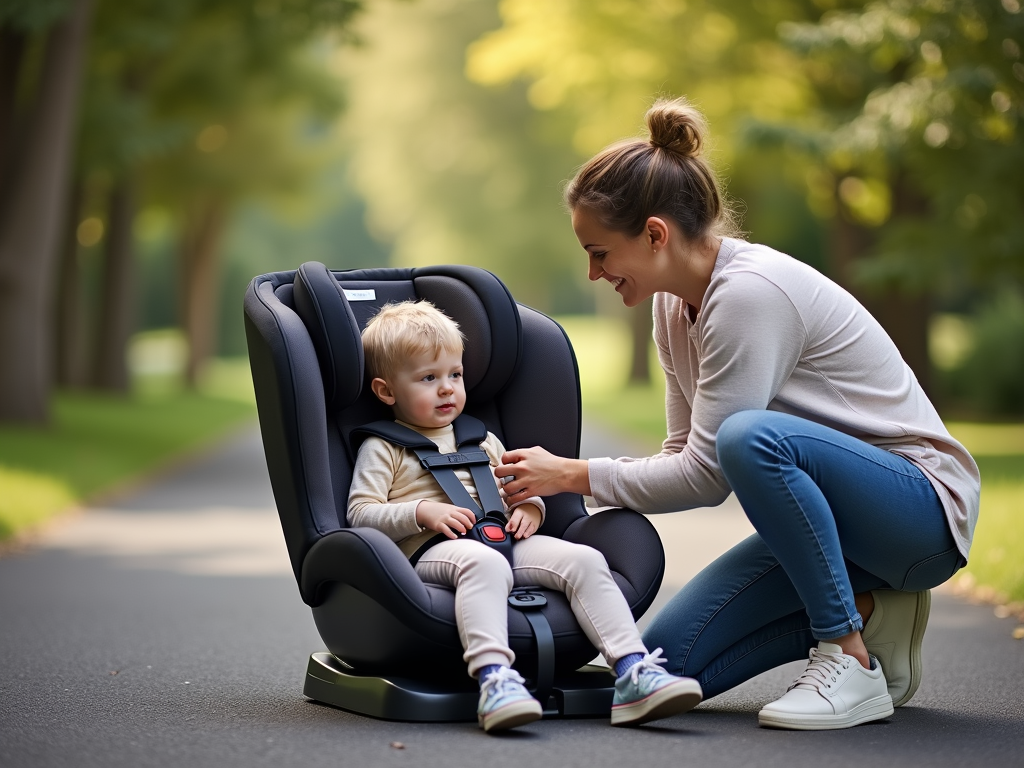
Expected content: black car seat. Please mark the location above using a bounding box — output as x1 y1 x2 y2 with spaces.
243 261 665 721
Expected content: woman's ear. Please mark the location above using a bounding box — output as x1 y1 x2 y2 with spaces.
646 216 670 252
370 377 396 405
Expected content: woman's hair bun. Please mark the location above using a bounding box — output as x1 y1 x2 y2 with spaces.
646 98 706 158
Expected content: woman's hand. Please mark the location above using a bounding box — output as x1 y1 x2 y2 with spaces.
415 501 475 539
495 446 592 502
505 503 542 540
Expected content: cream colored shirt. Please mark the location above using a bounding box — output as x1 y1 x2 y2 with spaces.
348 420 546 557
588 238 980 559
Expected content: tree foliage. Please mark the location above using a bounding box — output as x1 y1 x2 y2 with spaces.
468 0 814 153
763 0 1024 295
465 0 1024 402
463 0 833 272
72 0 362 388
0 0 365 420
0 0 73 31
337 0 593 313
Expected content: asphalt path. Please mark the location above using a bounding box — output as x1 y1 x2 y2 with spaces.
1 421 1022 768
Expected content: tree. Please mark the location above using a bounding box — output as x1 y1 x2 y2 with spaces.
82 0 361 388
755 0 1024 393
465 0 822 380
0 0 94 422
2 0 364 413
467 0 1024 393
337 0 590 314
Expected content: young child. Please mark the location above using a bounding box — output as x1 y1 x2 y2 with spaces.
348 300 702 732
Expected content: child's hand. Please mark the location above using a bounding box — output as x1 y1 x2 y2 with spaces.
505 503 542 540
416 501 475 540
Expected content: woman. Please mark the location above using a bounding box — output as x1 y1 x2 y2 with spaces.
495 98 980 730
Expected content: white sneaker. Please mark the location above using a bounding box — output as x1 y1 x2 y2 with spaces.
862 589 930 707
758 642 894 730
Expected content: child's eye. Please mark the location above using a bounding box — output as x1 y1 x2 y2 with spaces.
423 374 435 382
451 372 462 379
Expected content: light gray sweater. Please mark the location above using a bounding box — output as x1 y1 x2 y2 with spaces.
588 238 980 559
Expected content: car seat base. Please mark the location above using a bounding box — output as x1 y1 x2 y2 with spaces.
304 651 616 721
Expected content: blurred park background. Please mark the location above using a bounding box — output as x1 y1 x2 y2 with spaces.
0 0 1022 609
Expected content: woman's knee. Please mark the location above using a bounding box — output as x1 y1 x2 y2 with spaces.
717 410 770 470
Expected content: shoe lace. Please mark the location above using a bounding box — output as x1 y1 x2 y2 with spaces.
788 647 851 693
626 647 670 685
480 666 527 698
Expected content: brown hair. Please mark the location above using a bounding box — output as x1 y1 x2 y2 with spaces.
361 300 465 382
565 97 741 241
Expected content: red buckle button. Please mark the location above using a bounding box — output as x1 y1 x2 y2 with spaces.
482 526 506 542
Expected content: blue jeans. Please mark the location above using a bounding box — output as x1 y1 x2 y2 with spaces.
642 411 963 699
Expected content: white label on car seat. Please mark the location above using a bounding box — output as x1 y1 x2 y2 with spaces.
343 289 376 301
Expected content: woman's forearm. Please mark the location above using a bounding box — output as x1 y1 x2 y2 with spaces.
561 457 592 496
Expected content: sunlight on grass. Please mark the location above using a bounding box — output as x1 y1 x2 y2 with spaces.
201 357 256 405
960 483 1024 603
556 315 666 451
554 315 633 399
0 467 77 539
0 334 257 541
947 422 1024 456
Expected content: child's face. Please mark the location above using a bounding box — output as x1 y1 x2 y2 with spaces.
371 348 466 429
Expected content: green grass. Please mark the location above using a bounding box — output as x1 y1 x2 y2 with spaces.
0 357 256 540
556 315 667 452
557 313 1024 603
950 423 1024 603
958 482 1024 602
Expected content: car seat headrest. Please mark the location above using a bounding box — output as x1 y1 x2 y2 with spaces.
293 262 364 411
292 262 522 411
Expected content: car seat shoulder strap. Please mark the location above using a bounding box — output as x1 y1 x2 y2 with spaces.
453 415 506 517
352 418 501 518
350 420 437 452
452 414 488 448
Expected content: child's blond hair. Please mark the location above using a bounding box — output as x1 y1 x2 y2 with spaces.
361 300 465 382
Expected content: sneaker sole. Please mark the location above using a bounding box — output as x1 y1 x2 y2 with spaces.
894 589 930 708
611 678 703 727
479 700 543 732
757 695 894 731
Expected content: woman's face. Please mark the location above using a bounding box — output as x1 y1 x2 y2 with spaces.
571 207 661 308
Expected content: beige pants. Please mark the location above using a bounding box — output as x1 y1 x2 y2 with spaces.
414 534 647 678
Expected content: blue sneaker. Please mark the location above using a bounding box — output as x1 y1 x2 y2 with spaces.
477 667 543 732
611 648 703 726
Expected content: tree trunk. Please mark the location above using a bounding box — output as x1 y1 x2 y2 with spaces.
878 172 933 396
864 291 932 395
92 178 136 393
0 28 27 207
628 295 653 385
828 208 875 292
179 199 228 389
55 179 88 388
0 0 94 423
